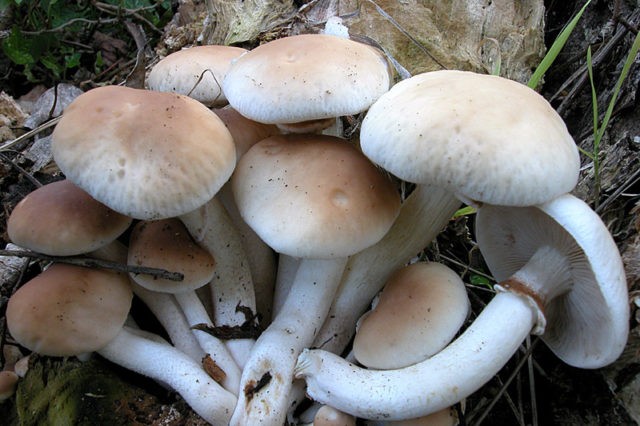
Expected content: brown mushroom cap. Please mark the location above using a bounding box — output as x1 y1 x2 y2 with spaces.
6 263 132 357
353 262 469 369
7 179 132 256
148 45 248 106
51 85 236 220
223 34 392 126
232 134 400 259
127 218 216 293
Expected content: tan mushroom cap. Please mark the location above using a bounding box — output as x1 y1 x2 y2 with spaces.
232 134 400 259
213 106 280 162
148 45 248 107
51 85 236 220
313 404 356 426
353 262 469 369
7 179 132 256
223 34 392 126
127 218 216 293
361 70 580 206
6 263 132 357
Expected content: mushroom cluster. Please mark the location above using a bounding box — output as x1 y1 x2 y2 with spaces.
2 30 629 426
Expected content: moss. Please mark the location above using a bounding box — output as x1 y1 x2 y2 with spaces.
14 355 149 426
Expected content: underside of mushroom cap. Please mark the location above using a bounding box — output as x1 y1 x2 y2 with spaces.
52 86 236 220
222 34 392 125
360 70 580 206
476 194 629 368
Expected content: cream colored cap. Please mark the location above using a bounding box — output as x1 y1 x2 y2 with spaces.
223 34 391 125
361 70 580 206
148 45 248 106
232 134 400 258
6 263 132 357
51 86 236 220
8 179 132 256
353 262 469 369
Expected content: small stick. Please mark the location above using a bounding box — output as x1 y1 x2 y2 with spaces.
0 249 183 281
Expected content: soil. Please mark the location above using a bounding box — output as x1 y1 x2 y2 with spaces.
1 0 640 425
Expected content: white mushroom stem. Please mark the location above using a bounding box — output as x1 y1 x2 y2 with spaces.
231 257 348 426
180 197 257 367
98 327 236 425
174 290 242 394
131 283 204 362
218 184 277 326
313 185 460 353
272 254 301 317
296 245 572 420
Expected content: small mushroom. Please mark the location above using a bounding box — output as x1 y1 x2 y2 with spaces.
353 262 469 369
295 194 628 420
7 179 132 256
148 45 248 107
5 263 236 424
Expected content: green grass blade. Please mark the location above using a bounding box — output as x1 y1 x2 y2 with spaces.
528 0 592 89
586 46 599 139
596 29 640 144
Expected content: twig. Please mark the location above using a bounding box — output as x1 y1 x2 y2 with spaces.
0 116 61 152
0 249 184 281
0 153 43 188
471 338 541 426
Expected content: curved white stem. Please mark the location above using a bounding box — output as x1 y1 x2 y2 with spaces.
174 291 242 393
180 197 257 367
295 291 535 420
131 284 203 362
98 327 236 425
313 185 460 353
231 257 348 426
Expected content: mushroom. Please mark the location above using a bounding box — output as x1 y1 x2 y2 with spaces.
312 69 581 356
7 179 132 256
147 45 248 107
51 85 235 220
5 263 236 424
222 33 392 134
295 194 628 420
230 134 400 425
353 262 469 369
90 239 204 363
127 218 242 393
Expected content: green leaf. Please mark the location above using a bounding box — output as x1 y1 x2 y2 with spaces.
528 0 592 89
470 274 492 288
65 51 82 69
2 27 36 65
40 55 64 78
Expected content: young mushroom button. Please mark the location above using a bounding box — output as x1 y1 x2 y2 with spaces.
294 194 628 420
230 134 400 425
